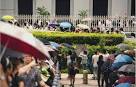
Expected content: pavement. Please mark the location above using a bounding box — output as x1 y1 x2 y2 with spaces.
60 74 98 87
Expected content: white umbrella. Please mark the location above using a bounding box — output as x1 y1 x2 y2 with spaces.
82 17 92 22
77 24 90 29
0 21 52 60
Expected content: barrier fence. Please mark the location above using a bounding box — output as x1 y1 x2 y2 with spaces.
14 15 136 32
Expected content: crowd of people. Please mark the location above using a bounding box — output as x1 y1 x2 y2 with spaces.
63 49 135 87
6 18 136 37
0 54 56 87
0 19 135 87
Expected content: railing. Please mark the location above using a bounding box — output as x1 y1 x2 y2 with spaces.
14 15 136 32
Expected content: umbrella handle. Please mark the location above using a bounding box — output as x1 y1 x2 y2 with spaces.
0 41 9 62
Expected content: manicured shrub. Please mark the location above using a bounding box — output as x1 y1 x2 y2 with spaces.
32 31 124 46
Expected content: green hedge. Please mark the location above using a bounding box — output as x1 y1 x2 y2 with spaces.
86 45 120 55
32 31 124 46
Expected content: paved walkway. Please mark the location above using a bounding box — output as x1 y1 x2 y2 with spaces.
60 74 98 87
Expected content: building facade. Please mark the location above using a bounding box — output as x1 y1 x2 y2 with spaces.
0 0 135 16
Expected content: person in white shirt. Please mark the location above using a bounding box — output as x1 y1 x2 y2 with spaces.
66 51 72 67
79 51 88 70
102 50 109 62
92 51 99 79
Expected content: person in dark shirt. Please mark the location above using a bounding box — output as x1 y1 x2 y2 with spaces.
68 63 77 87
10 58 24 87
101 58 112 87
97 55 104 87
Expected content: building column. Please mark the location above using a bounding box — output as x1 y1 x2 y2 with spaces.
89 0 93 16
33 0 35 15
108 0 112 16
51 0 55 16
127 0 131 16
70 0 74 16
14 0 18 15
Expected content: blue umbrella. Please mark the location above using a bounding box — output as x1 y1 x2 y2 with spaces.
115 83 131 87
59 22 72 29
111 54 134 70
111 62 128 70
62 43 73 48
114 54 134 63
49 41 61 49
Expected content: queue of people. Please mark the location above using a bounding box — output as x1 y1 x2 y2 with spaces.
91 50 135 87
0 54 56 87
64 49 135 87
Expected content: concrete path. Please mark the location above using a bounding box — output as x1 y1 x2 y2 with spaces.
60 74 98 87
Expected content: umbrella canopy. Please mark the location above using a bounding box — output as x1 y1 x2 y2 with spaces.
118 64 135 73
0 21 51 60
118 76 135 84
61 43 73 49
111 62 129 70
77 24 90 29
0 44 24 58
116 43 132 51
1 15 14 22
59 22 72 29
115 83 131 87
114 54 134 63
82 17 92 22
49 41 61 50
48 24 58 28
111 54 134 70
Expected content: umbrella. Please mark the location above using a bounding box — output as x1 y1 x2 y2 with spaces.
116 43 132 51
0 44 24 58
77 24 90 29
111 54 134 70
59 22 72 29
111 62 129 70
48 22 59 28
118 76 135 84
49 41 61 50
118 64 135 73
0 21 51 60
114 54 134 63
115 83 131 87
82 17 92 22
1 15 14 22
61 43 73 48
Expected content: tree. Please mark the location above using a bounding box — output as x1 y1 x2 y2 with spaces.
37 6 50 16
78 10 88 18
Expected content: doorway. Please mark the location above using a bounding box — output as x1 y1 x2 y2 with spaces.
56 0 70 15
93 0 108 16
18 0 33 15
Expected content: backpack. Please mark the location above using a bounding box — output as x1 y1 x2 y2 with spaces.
101 62 111 74
70 54 76 62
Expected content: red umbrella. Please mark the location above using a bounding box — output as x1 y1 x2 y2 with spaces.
0 21 51 60
118 76 135 84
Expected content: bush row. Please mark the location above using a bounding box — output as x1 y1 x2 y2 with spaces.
32 31 124 46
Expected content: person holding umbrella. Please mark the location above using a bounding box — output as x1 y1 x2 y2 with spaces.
20 54 49 87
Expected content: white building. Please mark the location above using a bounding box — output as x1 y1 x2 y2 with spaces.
0 0 135 16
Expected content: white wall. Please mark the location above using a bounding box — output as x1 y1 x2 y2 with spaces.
36 0 52 15
73 0 90 16
111 0 128 16
0 0 15 16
